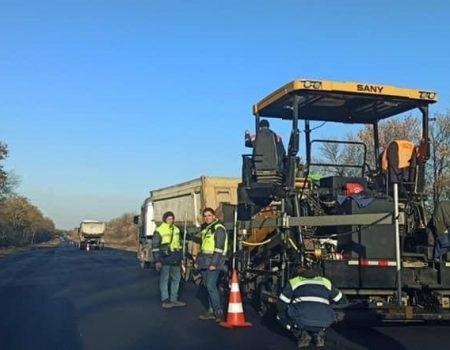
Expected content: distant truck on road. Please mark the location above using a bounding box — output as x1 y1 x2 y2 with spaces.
134 176 239 268
78 220 106 250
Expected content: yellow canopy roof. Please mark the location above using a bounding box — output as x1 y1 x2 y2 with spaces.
253 79 437 123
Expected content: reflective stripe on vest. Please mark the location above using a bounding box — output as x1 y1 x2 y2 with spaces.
289 276 332 291
200 221 228 256
333 291 343 302
279 293 291 304
292 296 330 305
155 223 181 251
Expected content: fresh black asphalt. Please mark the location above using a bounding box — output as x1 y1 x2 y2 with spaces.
1 244 450 350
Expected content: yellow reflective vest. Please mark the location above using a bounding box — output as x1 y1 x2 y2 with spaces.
289 276 332 291
200 221 227 255
155 223 181 251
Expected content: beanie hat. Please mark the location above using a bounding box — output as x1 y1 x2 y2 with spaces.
162 211 175 222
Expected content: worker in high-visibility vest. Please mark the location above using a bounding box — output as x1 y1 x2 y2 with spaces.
276 267 345 348
193 207 227 322
152 211 186 309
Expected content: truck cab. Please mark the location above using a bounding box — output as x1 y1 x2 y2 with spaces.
135 198 156 268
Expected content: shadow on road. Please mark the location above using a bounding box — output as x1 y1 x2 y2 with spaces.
329 324 407 350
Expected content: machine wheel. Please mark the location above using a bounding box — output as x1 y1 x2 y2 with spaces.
254 280 275 317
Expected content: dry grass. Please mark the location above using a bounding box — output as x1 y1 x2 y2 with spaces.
103 213 137 251
0 237 60 259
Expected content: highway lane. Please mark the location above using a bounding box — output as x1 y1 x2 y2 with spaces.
1 244 450 350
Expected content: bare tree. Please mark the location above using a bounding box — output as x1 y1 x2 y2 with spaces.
0 196 56 247
317 142 346 176
0 142 9 198
0 142 19 199
317 115 420 177
428 112 450 204
348 115 420 171
315 141 364 177
317 112 450 209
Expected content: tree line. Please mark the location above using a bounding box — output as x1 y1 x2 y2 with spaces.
0 142 57 247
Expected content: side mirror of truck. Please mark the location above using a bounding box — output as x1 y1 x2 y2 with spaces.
133 215 140 225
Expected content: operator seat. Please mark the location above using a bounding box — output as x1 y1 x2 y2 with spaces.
380 140 417 196
252 128 286 184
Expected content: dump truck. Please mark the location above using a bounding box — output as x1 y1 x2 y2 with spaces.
135 176 240 268
78 220 106 250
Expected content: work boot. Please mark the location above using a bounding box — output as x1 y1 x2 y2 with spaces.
198 309 216 320
214 309 225 323
171 300 187 307
297 331 312 348
162 300 173 309
313 330 326 348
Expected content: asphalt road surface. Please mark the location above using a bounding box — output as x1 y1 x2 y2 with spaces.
2 244 450 350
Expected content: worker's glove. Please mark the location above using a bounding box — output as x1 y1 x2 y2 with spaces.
155 262 162 272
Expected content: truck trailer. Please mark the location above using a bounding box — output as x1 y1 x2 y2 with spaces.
135 176 240 268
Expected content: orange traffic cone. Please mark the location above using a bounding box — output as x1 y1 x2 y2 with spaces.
86 244 90 252
219 269 252 328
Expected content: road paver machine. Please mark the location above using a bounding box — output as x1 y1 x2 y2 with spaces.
235 79 450 320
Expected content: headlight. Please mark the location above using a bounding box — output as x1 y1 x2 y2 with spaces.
303 80 322 89
420 91 437 100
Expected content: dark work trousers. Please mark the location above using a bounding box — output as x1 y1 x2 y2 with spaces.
159 265 181 302
201 270 222 312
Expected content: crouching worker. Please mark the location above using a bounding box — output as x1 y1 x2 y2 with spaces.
152 211 187 309
276 267 344 348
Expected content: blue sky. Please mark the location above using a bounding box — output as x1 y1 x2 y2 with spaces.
1 0 449 229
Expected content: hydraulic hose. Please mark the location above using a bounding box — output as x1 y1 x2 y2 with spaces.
241 238 273 246
288 237 299 252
